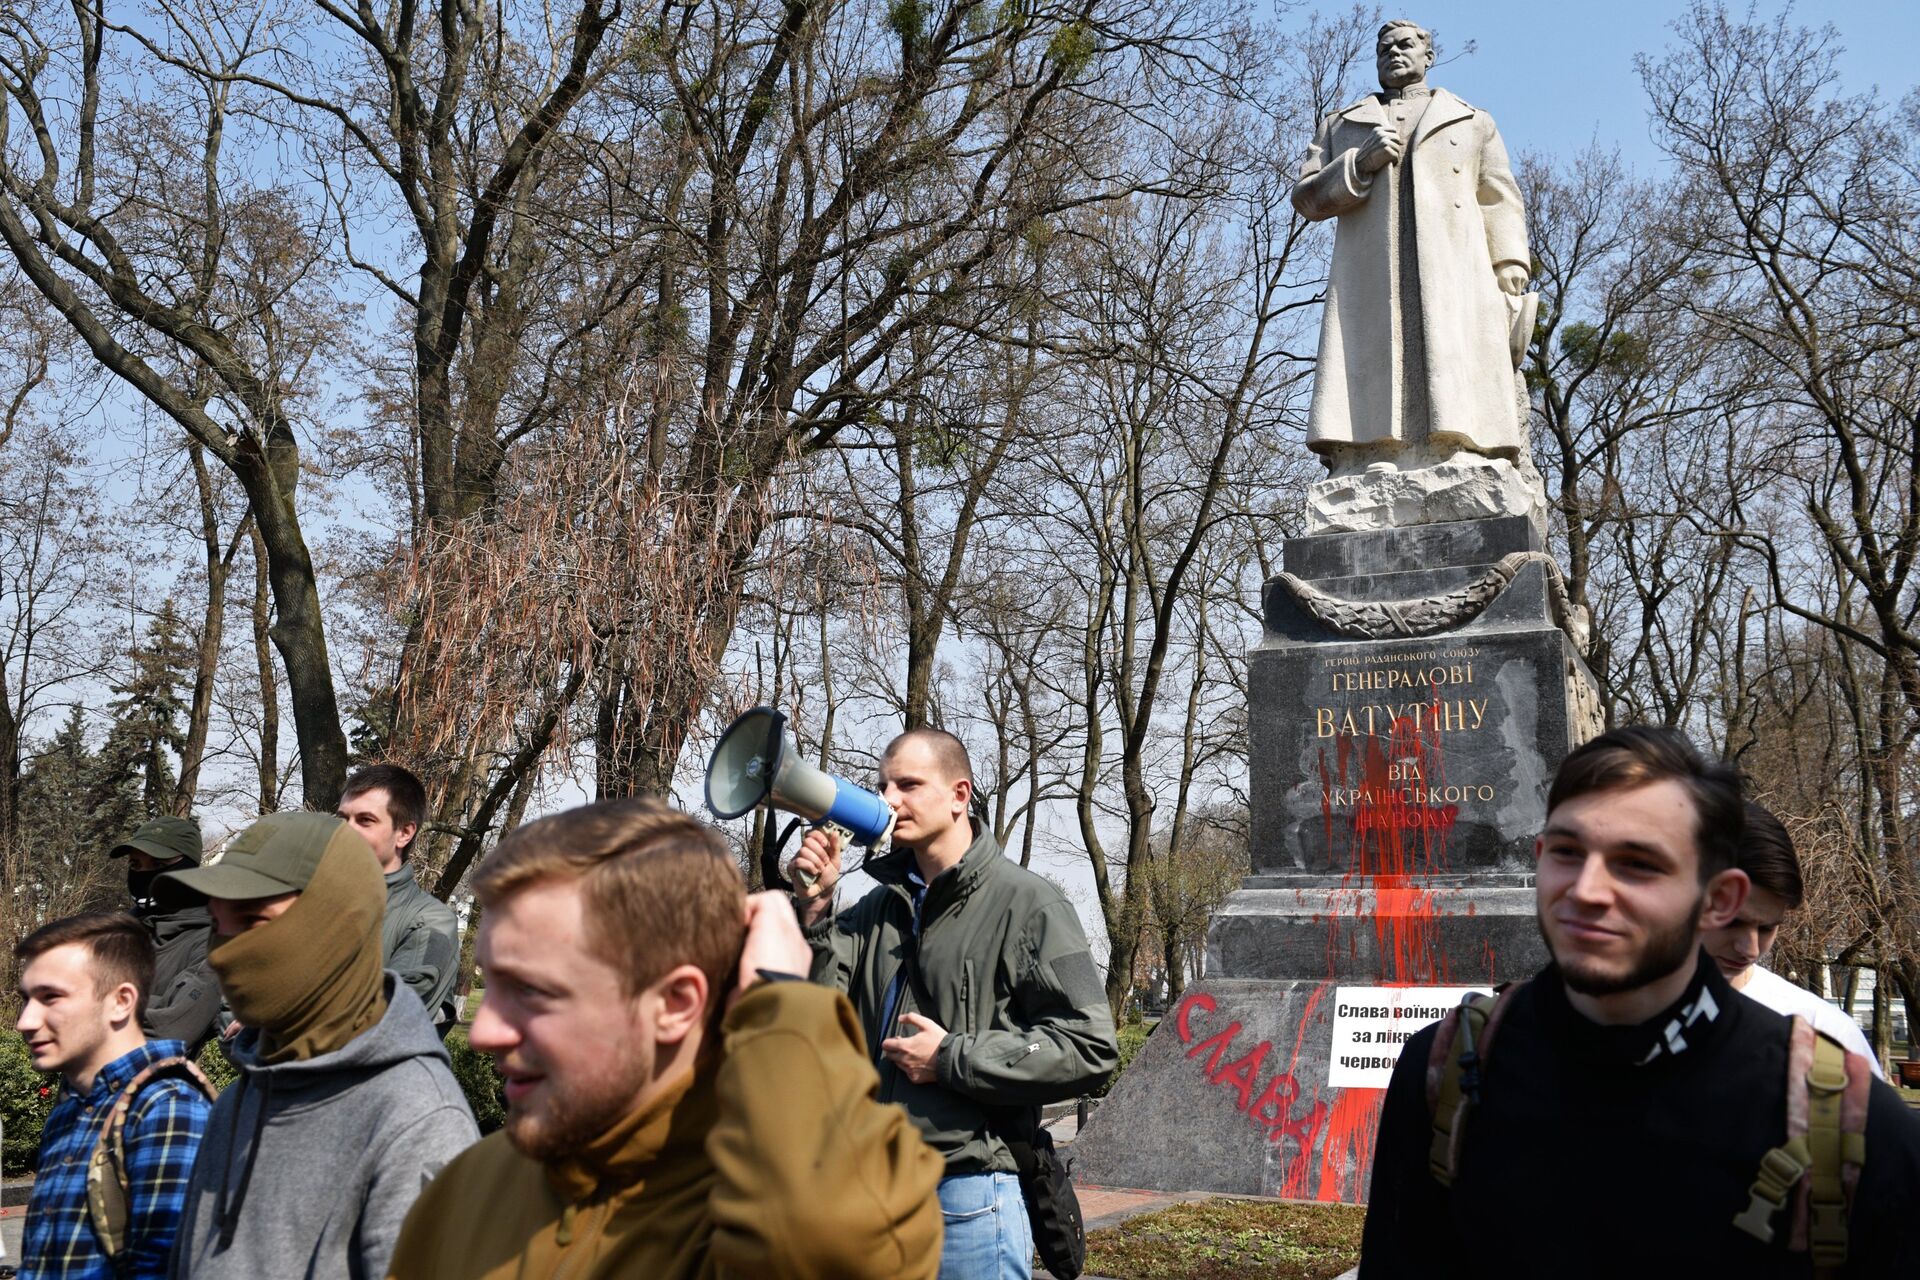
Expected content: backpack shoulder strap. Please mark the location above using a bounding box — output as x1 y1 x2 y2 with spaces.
1732 1016 1871 1278
87 1056 219 1264
1426 986 1516 1186
1800 1027 1871 1274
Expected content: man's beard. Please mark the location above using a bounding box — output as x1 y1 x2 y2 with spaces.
1541 894 1703 998
503 1043 654 1163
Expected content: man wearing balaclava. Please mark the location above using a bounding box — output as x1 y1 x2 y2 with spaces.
160 812 479 1279
110 815 223 1058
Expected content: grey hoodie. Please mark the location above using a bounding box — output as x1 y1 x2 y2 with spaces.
168 973 479 1279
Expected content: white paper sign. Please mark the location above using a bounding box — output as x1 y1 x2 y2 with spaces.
1328 985 1493 1088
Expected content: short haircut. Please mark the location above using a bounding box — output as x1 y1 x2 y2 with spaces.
1546 725 1744 881
474 799 744 1005
882 728 975 789
1378 19 1433 53
15 913 156 1021
341 763 428 854
1739 801 1805 909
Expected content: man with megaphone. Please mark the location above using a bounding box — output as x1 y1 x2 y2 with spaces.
793 728 1119 1280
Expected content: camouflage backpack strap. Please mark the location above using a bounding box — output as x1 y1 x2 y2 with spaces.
1425 986 1517 1186
1732 1016 1872 1278
87 1056 219 1265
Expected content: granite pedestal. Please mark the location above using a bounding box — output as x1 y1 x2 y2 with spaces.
1071 515 1599 1201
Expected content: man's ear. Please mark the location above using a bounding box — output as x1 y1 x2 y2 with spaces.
650 964 711 1047
1700 867 1751 930
106 980 140 1029
952 777 972 821
395 822 419 855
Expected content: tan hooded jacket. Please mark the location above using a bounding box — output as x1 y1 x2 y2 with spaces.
385 981 943 1280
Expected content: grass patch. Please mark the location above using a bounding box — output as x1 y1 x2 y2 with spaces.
1081 1198 1364 1280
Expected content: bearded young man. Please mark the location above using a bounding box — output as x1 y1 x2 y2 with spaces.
1359 726 1920 1277
384 798 944 1280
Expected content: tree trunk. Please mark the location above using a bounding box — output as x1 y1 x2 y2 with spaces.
1164 931 1184 1007
249 523 279 812
433 667 584 899
174 444 238 815
1872 963 1891 1066
455 900 482 1009
0 677 17 845
1891 959 1919 1065
599 483 767 797
249 473 349 809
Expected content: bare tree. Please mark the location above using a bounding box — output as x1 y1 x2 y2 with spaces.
0 4 354 803
1643 1 1920 1042
1030 34 1327 1012
0 429 104 844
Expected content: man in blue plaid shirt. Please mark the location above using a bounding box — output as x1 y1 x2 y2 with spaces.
16 913 213 1279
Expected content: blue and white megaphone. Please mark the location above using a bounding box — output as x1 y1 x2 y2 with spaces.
705 707 894 887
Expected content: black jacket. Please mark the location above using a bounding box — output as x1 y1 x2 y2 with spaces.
140 902 222 1058
1361 952 1920 1278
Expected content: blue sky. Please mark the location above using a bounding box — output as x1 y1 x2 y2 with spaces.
1388 1 1912 170
1011 0 1920 959
42 0 1918 959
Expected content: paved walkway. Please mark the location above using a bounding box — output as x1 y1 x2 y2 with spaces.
2 1201 22 1269
1075 1182 1212 1232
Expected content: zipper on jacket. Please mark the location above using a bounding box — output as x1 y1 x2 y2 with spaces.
877 875 930 1105
553 1199 608 1280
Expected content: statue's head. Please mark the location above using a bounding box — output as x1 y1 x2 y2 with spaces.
1376 20 1434 91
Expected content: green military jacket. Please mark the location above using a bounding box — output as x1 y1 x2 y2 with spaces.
381 862 461 1029
806 824 1119 1174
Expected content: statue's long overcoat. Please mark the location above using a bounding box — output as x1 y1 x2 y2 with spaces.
1291 88 1528 455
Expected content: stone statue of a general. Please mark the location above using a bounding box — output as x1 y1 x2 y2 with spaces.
1292 19 1543 531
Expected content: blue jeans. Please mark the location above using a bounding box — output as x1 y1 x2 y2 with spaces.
937 1171 1031 1280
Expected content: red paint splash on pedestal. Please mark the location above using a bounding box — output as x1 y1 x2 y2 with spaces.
1305 678 1502 1200
1317 688 1460 986
1315 1088 1386 1202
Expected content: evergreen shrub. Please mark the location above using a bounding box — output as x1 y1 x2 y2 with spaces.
0 1035 58 1176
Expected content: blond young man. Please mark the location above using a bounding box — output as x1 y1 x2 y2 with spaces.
386 798 944 1280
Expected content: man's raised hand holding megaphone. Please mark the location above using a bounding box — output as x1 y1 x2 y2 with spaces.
789 830 844 915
